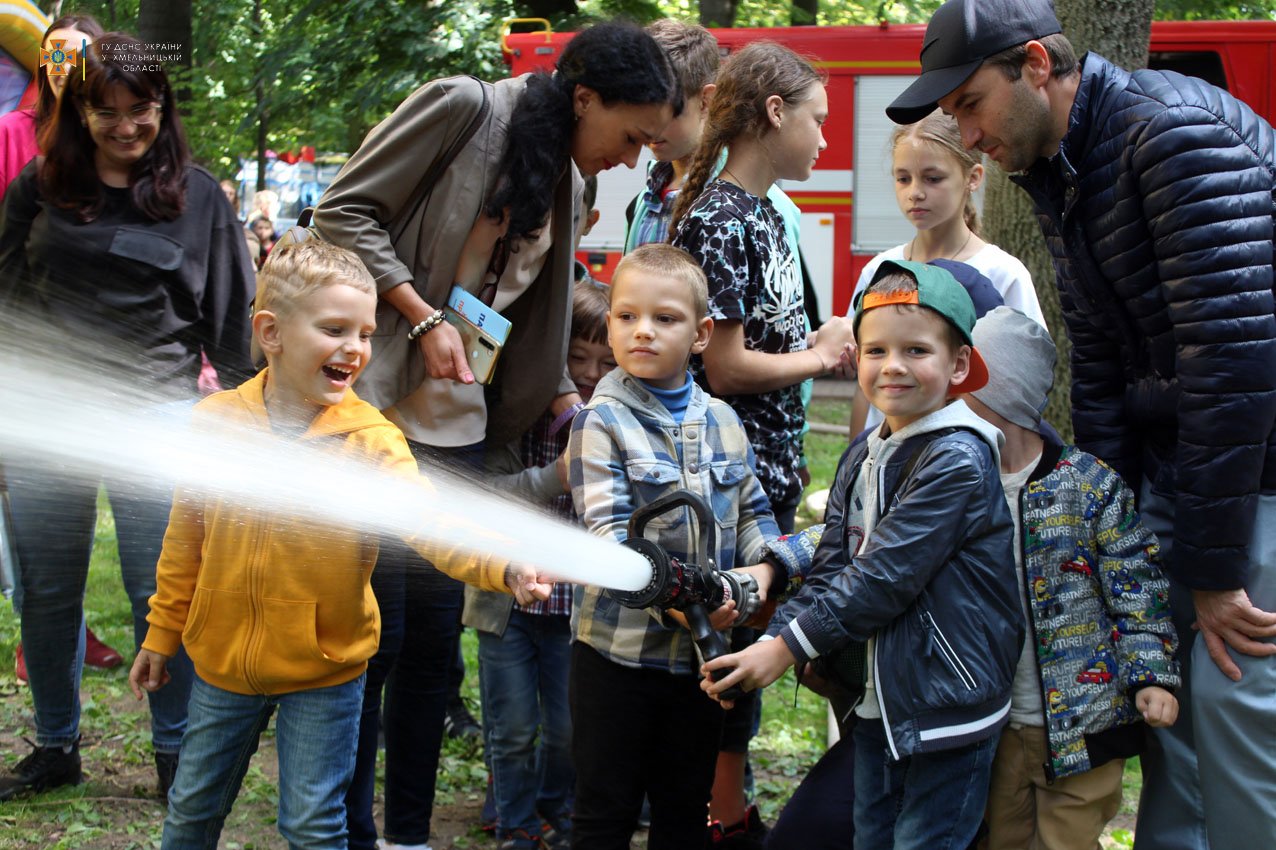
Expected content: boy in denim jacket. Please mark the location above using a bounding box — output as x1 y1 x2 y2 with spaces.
704 260 1022 850
567 243 778 849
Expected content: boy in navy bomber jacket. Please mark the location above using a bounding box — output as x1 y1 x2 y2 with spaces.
703 260 1022 850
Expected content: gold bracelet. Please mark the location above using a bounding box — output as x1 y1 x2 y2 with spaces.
811 346 829 374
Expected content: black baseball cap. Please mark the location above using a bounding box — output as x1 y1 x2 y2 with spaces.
886 0 1062 125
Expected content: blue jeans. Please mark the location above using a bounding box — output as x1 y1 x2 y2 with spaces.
5 461 192 751
851 719 997 850
163 673 364 850
478 610 573 843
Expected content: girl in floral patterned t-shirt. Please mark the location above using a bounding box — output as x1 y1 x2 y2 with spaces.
672 42 854 529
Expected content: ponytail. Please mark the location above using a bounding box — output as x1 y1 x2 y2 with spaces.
669 121 733 239
484 73 574 240
669 41 820 238
487 20 679 242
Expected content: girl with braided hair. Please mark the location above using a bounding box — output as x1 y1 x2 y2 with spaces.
671 42 853 531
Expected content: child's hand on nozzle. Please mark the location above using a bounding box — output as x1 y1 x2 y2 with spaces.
730 562 778 628
1135 686 1179 728
505 564 553 606
129 649 172 700
708 599 738 631
668 604 737 632
700 637 796 710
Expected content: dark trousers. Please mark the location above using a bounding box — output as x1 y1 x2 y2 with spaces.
766 730 855 849
345 542 406 850
6 461 192 752
569 642 723 850
380 543 465 845
377 439 480 845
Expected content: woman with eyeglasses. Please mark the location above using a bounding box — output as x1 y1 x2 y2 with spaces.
0 12 134 685
0 33 254 801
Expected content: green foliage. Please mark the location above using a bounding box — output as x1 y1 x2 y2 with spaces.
61 0 517 177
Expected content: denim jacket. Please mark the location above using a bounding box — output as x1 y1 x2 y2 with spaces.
567 369 779 675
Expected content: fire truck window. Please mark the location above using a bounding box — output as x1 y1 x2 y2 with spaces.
1147 51 1228 90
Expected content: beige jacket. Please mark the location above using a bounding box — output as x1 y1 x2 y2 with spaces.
314 74 581 449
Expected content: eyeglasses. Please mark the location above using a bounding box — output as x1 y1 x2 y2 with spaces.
84 103 162 128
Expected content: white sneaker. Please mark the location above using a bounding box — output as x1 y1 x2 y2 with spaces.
375 840 433 850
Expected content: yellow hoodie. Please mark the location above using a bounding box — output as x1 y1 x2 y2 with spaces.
143 369 510 695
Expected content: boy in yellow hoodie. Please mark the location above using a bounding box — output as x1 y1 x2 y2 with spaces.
128 241 547 850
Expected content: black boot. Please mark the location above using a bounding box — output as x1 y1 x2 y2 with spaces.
0 738 82 801
154 750 179 801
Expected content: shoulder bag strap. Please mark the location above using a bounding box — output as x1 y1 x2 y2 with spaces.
385 75 492 245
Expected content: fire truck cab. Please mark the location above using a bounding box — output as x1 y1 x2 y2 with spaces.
504 20 1276 322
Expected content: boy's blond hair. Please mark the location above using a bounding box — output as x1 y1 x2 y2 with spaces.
612 243 709 319
647 19 719 98
256 241 376 316
864 271 965 354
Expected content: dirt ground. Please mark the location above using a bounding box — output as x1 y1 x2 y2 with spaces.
0 676 623 849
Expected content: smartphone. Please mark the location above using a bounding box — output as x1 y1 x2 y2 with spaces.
443 285 512 385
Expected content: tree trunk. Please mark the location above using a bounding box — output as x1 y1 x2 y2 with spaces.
700 0 740 28
982 0 1153 439
792 0 819 26
137 0 192 103
252 0 267 192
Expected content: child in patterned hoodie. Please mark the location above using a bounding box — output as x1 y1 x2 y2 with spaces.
963 307 1180 850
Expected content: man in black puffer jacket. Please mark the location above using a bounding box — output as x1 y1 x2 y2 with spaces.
886 1 1276 849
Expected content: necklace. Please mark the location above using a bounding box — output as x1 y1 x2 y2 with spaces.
721 167 745 189
907 229 973 263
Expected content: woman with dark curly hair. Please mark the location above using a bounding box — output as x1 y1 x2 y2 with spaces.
0 32 254 801
313 19 680 850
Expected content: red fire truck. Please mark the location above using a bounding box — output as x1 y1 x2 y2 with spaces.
504 19 1276 321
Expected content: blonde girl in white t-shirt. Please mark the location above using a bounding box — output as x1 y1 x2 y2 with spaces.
850 109 1045 436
